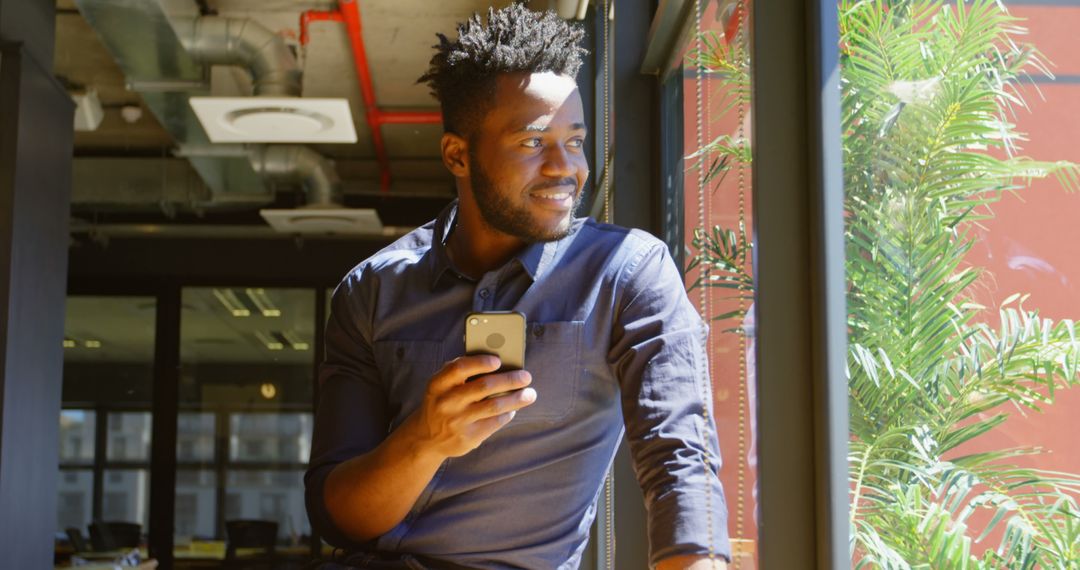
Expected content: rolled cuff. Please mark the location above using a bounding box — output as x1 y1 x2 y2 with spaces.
647 486 733 566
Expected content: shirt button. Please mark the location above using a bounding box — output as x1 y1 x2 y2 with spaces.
478 288 490 299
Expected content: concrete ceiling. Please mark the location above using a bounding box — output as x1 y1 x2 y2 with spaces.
54 0 532 227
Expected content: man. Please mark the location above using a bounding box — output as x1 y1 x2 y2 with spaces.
306 4 731 569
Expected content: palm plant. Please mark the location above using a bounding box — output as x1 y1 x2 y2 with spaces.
688 0 1080 567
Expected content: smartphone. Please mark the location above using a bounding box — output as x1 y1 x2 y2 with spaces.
464 311 526 380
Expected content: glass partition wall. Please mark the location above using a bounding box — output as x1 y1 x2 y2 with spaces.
58 296 156 548
177 288 315 546
55 289 321 563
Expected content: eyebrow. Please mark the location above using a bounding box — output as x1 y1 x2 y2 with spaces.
517 122 588 134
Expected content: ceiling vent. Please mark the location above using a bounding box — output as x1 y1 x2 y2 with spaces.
189 96 357 143
260 207 383 235
180 16 357 143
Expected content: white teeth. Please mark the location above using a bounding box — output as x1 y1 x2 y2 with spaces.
534 192 569 199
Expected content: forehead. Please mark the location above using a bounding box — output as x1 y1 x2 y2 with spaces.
485 72 585 133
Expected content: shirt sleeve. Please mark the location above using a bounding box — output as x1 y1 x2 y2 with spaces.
609 241 733 565
304 272 389 549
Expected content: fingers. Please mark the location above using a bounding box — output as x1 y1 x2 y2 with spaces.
459 369 533 402
429 354 501 394
463 386 537 422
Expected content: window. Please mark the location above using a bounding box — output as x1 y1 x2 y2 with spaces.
671 0 758 565
55 297 154 538
839 1 1080 566
179 288 315 542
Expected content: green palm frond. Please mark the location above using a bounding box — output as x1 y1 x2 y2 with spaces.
688 0 1080 566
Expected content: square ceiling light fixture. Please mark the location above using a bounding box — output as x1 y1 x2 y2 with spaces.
260 207 383 235
189 97 357 143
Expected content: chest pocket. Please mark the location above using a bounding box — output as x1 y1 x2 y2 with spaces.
517 320 585 423
372 339 442 430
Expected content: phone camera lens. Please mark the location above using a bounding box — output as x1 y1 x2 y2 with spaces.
486 333 506 349
469 318 479 325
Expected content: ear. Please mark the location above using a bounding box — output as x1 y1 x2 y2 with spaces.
440 132 470 179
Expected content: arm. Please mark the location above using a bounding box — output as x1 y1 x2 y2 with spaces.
609 242 733 566
306 281 537 544
322 356 536 541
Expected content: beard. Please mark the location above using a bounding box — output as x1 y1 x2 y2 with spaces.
468 149 584 243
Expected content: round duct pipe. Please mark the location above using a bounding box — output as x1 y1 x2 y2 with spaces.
249 145 342 207
183 17 301 97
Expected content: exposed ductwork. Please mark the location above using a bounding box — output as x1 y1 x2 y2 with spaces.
249 145 342 207
178 16 301 97
73 0 352 217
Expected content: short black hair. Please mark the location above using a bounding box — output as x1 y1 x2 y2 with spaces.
418 2 587 139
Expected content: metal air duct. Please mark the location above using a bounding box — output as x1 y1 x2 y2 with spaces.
178 17 301 97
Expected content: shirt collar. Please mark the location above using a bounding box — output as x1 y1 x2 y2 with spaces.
429 199 569 290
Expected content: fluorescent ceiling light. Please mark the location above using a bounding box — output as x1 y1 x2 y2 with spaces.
254 331 284 351
63 338 77 348
189 97 357 143
85 340 102 349
245 288 281 317
282 331 309 351
213 288 251 317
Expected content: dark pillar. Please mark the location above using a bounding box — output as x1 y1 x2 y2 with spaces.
0 1 75 568
611 1 657 568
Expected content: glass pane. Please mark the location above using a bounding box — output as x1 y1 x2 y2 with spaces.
178 412 216 463
229 413 312 464
59 410 95 465
106 412 152 462
840 1 1080 567
56 470 93 535
102 469 149 533
225 471 310 541
678 0 758 566
175 469 216 541
57 296 154 538
180 287 315 540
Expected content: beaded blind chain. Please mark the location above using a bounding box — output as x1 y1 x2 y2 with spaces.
733 1 749 562
692 0 718 565
601 1 615 569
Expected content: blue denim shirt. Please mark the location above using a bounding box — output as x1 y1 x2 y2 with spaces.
306 200 730 569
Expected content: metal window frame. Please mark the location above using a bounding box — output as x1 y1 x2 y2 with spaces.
639 0 849 567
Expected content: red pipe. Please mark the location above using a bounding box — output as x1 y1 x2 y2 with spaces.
300 2 443 192
299 10 343 46
377 111 443 124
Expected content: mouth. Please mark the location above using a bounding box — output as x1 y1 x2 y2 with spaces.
528 186 576 210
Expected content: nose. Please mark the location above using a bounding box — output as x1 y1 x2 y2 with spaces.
540 144 575 179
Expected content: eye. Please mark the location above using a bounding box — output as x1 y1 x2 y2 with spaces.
522 138 542 148
566 137 585 149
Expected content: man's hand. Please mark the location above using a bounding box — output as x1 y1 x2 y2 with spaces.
655 555 729 570
323 354 536 542
407 354 537 458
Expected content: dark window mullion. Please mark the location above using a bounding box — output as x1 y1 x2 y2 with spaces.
215 409 228 538
312 285 326 558
92 406 107 522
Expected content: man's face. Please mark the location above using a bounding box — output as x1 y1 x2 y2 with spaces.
466 72 589 243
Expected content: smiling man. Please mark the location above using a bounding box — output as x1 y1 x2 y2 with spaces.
306 4 730 569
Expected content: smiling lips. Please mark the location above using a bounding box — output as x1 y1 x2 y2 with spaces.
529 181 577 208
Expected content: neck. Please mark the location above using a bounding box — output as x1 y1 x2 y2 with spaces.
446 218 524 279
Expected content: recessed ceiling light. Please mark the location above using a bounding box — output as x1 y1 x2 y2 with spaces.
85 340 102 349
189 97 357 143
